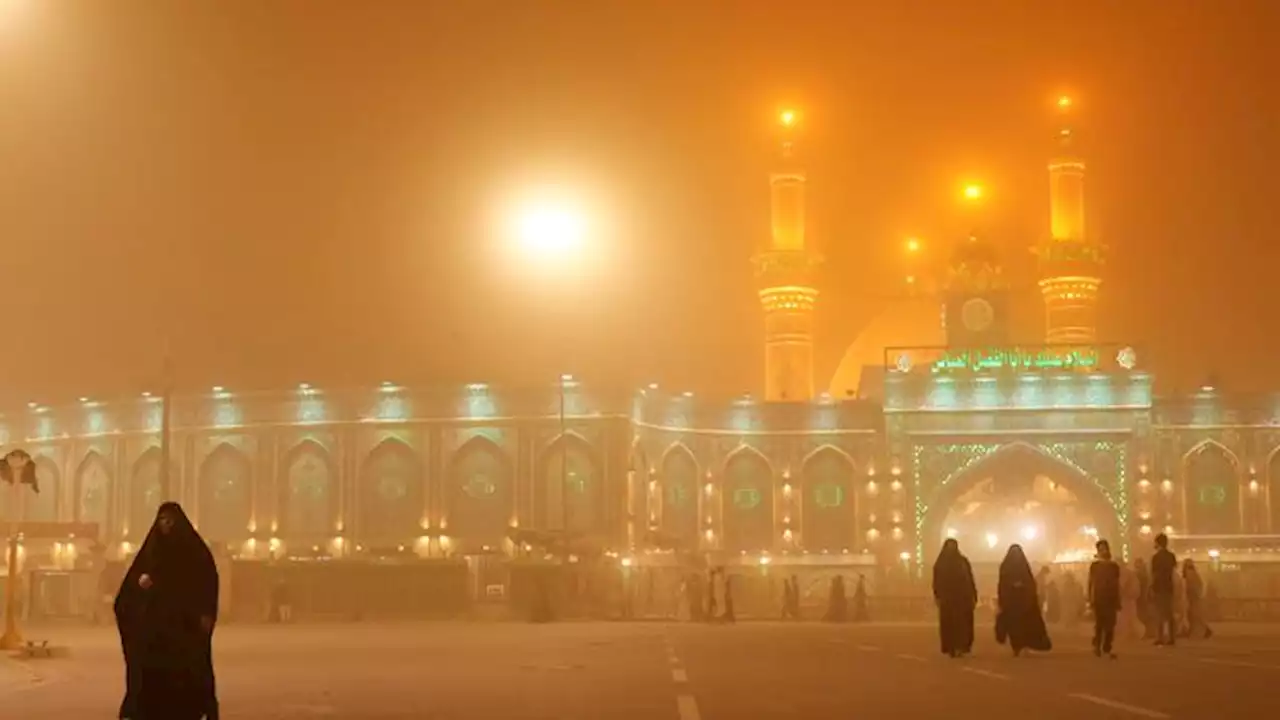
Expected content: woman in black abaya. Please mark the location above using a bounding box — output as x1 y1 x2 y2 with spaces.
995 544 1052 656
116 502 220 720
932 538 977 657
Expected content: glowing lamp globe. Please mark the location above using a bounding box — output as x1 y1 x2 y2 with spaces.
514 204 586 257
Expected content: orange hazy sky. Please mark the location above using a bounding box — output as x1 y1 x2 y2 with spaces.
1 1 1277 405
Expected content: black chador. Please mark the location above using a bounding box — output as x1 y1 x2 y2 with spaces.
932 539 977 657
116 502 220 720
995 544 1052 656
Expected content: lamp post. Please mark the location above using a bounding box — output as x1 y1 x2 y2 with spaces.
1 448 36 650
508 195 590 556
559 374 571 546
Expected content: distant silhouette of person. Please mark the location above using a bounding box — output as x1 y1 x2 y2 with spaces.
932 539 977 657
1088 539 1121 658
115 502 219 720
996 544 1051 657
824 576 847 623
1182 559 1211 639
721 573 736 624
852 574 869 622
1150 534 1178 646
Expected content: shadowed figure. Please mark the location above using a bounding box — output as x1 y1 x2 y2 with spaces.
115 502 220 720
932 538 977 657
824 575 847 623
995 544 1052 656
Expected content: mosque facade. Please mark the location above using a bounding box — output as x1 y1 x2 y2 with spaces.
4 101 1279 575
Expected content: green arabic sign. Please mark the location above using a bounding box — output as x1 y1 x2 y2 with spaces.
931 347 1100 373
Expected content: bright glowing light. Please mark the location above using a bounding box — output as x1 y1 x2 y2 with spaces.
945 527 959 539
513 200 586 256
26 401 36 408
1057 95 1073 109
898 551 911 562
620 556 634 568
1021 526 1038 542
963 184 984 201
1208 549 1220 559
985 532 999 549
758 555 771 566
779 109 797 127
1081 526 1099 538
560 373 574 382
212 386 224 393
905 237 921 253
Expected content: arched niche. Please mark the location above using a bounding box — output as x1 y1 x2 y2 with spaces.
359 439 423 543
1183 441 1241 535
129 449 174 538
1268 449 1280 533
446 436 512 552
629 444 649 533
659 444 699 546
801 447 856 553
75 452 113 536
197 443 253 542
721 446 775 554
280 440 335 540
535 434 600 535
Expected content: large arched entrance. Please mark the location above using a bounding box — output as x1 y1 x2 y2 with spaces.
916 442 1126 567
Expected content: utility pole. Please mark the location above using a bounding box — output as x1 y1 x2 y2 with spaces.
159 343 174 501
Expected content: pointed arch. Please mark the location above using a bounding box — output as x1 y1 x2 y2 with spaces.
918 442 1124 565
129 447 173 538
1267 446 1280 533
279 440 336 540
659 443 699 546
198 443 252 542
359 438 423 544
446 435 512 551
75 451 112 535
25 456 60 524
801 445 857 553
534 432 600 534
1182 439 1242 535
721 444 775 553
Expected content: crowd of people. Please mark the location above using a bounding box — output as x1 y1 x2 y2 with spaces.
932 532 1214 659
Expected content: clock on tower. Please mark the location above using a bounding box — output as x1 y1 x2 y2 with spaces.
943 234 1010 348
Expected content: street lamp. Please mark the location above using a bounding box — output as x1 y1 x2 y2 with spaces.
512 201 587 258
506 195 591 552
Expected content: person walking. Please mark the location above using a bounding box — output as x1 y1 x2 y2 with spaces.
1088 539 1122 658
932 538 978 657
1149 533 1179 646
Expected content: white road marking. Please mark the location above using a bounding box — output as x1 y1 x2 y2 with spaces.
671 667 689 683
857 644 882 652
677 694 702 720
895 653 926 662
1199 657 1280 671
1068 693 1171 718
961 667 1010 680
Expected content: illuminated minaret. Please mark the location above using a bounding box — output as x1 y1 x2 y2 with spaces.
1037 95 1104 345
754 109 821 402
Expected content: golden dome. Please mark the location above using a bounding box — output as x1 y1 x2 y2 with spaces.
828 296 945 398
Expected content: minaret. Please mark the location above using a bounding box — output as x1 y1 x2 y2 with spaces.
754 109 822 402
1036 95 1104 345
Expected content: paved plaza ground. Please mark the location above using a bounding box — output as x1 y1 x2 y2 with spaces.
4 620 1280 718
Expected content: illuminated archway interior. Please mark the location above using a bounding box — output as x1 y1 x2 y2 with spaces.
937 472 1109 564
